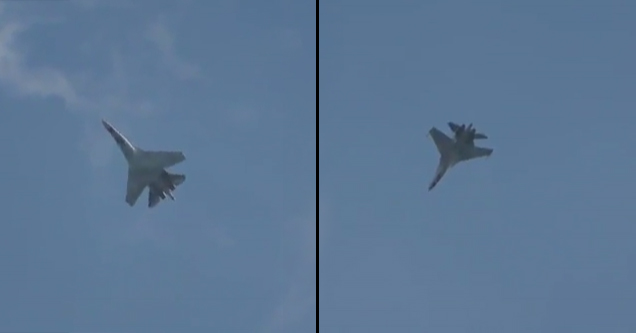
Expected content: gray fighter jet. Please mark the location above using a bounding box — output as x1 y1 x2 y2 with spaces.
102 119 186 207
428 122 493 191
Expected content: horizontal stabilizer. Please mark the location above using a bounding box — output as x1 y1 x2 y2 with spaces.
169 173 186 186
474 133 488 140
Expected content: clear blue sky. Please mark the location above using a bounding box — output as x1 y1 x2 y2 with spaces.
320 1 636 332
0 1 315 332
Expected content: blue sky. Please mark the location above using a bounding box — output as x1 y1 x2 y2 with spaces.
0 1 315 332
320 1 636 332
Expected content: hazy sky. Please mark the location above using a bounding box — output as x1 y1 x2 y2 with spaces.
0 1 315 332
320 1 636 332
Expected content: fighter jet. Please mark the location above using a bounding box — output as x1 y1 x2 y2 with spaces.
428 122 493 191
102 119 186 208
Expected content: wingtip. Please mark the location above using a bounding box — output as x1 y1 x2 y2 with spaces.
101 119 113 131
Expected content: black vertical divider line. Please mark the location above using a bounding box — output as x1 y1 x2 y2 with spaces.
315 0 320 331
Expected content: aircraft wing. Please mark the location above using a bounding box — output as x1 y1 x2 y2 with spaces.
428 161 449 191
429 127 454 155
125 169 149 206
462 146 493 161
141 150 186 169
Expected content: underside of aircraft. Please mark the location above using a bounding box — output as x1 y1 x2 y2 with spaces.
102 119 187 208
